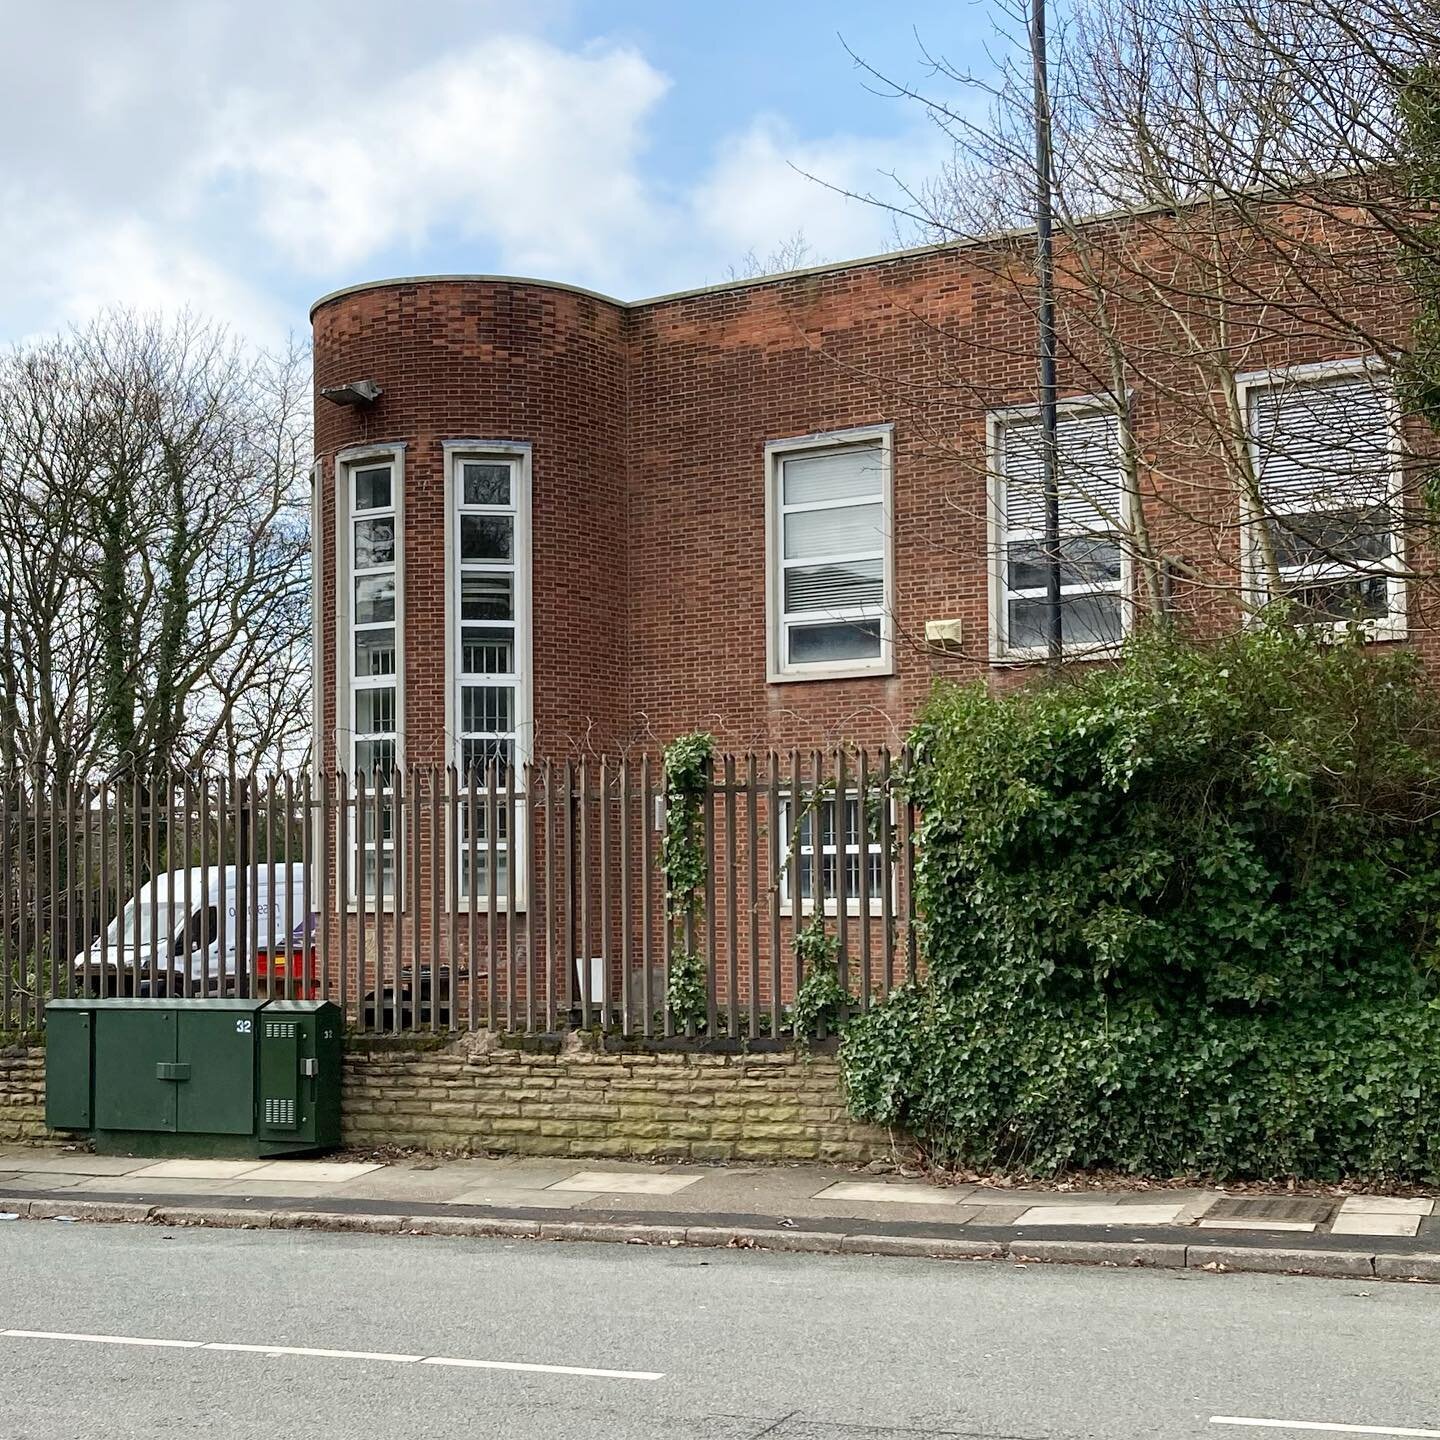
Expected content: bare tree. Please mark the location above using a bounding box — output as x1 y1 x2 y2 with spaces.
725 231 822 281
825 0 1439 648
0 311 311 784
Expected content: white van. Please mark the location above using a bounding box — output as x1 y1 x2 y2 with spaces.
72 865 306 996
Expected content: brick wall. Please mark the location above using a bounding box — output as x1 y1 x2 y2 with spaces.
0 1045 46 1145
342 1034 903 1163
308 210 1425 1004
312 209 1424 769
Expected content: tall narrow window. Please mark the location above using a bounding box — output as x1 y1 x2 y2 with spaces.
766 426 894 682
338 446 403 903
991 404 1127 659
350 461 398 778
447 445 530 905
1242 365 1402 633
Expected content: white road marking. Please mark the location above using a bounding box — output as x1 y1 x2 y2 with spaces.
421 1356 665 1381
206 1343 423 1363
4 1330 202 1349
2 1328 662 1381
1211 1417 1440 1436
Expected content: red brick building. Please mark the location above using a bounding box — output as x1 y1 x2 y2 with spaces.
309 220 1415 1019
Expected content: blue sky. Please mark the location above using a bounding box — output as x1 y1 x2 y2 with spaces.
0 1 992 347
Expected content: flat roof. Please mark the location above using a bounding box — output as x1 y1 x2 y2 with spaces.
306 235 974 321
309 179 1344 322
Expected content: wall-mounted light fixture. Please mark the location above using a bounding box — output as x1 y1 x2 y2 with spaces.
319 379 382 406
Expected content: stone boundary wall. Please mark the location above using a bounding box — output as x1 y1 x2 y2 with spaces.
0 1044 46 1145
1 1036 904 1164
343 1035 904 1163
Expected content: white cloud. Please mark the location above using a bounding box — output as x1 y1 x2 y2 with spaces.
0 197 292 349
0 6 939 342
687 119 939 275
216 38 671 280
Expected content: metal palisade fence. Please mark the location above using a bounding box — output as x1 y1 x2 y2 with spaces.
0 751 920 1039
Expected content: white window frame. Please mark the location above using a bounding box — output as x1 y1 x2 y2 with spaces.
444 441 533 912
335 442 405 908
765 425 895 683
777 791 891 918
310 457 324 777
1236 358 1407 642
310 457 325 878
987 398 1132 663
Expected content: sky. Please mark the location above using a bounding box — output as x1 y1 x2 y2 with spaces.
0 0 992 351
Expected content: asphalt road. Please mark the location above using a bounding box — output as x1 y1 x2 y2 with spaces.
1 1224 1438 1440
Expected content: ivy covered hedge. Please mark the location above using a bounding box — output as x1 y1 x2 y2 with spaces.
842 624 1440 1179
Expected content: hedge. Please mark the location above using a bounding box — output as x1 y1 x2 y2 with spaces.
842 622 1440 1179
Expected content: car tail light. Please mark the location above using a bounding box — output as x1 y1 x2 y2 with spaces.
254 947 319 999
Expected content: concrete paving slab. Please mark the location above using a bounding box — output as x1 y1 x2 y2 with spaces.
326 1169 481 1203
429 1159 597 1188
445 1187 597 1209
0 1173 90 1189
1175 1194 1223 1223
1339 1194 1435 1216
72 1177 232 1196
1331 1212 1423 1237
548 1170 702 1196
952 1204 1031 1226
1199 1218 1317 1232
812 1181 964 1207
128 1160 266 1181
8 1154 154 1176
210 1181 342 1200
245 1161 383 1183
994 1188 1212 1208
1014 1204 1185 1227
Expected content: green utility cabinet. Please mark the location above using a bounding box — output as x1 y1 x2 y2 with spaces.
45 998 343 1157
257 1002 343 1151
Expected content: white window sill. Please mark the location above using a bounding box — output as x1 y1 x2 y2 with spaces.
780 901 888 919
768 662 896 685
1298 618 1406 645
1242 606 1407 645
991 641 1122 667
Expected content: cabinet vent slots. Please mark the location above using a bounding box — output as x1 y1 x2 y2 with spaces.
265 1097 296 1127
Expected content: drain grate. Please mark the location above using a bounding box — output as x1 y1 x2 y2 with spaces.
1202 1196 1333 1225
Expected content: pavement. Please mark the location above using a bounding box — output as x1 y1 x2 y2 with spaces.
2 1145 1439 1282
4 1221 1440 1439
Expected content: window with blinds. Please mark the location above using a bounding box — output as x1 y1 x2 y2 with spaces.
767 429 893 680
992 405 1127 657
1245 370 1400 629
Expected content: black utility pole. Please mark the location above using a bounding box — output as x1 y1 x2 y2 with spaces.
1031 0 1063 669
